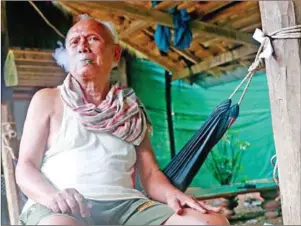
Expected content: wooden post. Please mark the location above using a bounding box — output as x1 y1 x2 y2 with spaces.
259 2 301 224
165 71 176 159
1 103 21 225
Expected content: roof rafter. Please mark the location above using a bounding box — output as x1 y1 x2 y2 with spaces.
172 45 258 80
120 39 179 73
57 1 258 46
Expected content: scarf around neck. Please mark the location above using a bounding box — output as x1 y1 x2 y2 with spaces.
59 73 152 146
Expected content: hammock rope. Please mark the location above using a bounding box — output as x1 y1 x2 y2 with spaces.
230 24 301 185
229 25 301 105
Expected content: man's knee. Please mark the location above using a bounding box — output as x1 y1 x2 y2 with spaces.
189 211 229 225
164 208 230 225
203 213 230 225
38 215 86 226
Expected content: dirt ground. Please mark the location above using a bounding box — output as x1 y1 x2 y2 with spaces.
206 192 283 225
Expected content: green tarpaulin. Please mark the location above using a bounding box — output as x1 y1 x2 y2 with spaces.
128 58 275 189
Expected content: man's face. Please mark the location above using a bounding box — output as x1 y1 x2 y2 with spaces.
66 19 121 81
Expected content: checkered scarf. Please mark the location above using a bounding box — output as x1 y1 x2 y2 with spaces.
60 73 152 146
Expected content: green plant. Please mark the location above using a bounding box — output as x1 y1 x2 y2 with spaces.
206 131 251 185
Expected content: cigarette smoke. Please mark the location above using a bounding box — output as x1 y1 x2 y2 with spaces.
52 41 70 72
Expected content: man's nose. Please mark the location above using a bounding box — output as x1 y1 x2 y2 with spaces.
78 40 91 54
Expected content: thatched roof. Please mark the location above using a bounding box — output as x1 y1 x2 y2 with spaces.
54 1 262 80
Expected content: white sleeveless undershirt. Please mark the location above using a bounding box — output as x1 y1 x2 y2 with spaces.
22 96 146 213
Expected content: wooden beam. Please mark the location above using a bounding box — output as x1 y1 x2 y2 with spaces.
119 21 149 39
172 45 258 80
119 1 178 39
170 47 198 64
259 1 301 225
57 1 257 46
120 40 178 73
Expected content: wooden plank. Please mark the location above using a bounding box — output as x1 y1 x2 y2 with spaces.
177 2 196 10
208 2 258 23
17 65 64 73
18 71 66 78
1 103 20 225
196 2 233 20
200 12 261 49
259 1 301 224
12 93 34 100
12 49 55 61
15 59 58 67
172 45 258 80
187 182 277 200
57 1 257 46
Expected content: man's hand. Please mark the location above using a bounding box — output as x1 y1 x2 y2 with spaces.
166 191 221 215
47 188 91 218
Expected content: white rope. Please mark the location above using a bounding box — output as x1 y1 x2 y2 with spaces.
229 25 301 104
2 122 18 160
271 154 279 185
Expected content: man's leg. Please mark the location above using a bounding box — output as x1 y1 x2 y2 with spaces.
163 208 230 225
38 215 86 226
20 203 88 225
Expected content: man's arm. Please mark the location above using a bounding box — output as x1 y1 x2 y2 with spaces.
15 89 90 217
16 88 59 205
135 134 178 201
136 133 220 215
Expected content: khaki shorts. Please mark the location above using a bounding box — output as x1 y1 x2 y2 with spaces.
20 198 175 225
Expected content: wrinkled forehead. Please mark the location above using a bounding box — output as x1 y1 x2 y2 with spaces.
66 19 114 43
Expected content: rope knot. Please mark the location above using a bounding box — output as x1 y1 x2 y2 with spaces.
248 58 264 72
2 122 18 159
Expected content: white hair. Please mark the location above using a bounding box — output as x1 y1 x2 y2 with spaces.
52 14 119 72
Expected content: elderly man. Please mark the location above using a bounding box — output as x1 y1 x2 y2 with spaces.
16 16 229 225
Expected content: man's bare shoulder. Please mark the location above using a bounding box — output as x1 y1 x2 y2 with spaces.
29 88 60 114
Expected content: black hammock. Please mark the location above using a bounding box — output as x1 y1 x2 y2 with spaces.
163 99 239 192
161 69 255 192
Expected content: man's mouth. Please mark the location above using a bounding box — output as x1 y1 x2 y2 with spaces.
80 59 94 65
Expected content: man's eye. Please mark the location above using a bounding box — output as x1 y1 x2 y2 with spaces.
89 37 99 41
70 40 78 46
